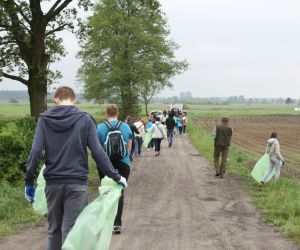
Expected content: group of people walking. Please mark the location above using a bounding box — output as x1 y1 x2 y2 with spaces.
23 86 284 250
24 86 189 250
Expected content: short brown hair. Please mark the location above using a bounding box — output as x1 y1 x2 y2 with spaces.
222 117 229 123
54 86 76 101
106 104 119 117
271 132 278 138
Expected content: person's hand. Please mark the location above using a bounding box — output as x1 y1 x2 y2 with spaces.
117 176 128 189
25 186 35 203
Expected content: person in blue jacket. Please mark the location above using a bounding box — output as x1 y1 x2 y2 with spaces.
96 104 132 234
24 87 127 250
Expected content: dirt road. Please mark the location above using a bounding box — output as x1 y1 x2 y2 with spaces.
0 135 298 250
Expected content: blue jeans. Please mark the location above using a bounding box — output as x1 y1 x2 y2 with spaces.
134 137 143 156
167 129 174 145
261 159 283 182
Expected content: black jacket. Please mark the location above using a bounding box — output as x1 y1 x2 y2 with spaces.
166 116 176 129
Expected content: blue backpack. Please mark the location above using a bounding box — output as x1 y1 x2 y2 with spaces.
103 121 127 163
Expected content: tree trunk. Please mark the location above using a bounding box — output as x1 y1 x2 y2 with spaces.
28 76 47 118
27 11 48 118
145 99 149 116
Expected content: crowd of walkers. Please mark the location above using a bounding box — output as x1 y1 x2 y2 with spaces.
23 86 189 250
23 86 283 250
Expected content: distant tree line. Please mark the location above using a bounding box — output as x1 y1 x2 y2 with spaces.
0 91 85 103
152 92 299 105
1 90 298 106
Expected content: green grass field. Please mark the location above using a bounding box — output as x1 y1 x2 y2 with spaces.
1 102 296 118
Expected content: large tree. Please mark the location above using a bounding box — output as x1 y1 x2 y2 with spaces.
78 0 188 119
0 0 92 117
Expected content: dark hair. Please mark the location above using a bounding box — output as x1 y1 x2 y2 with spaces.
270 132 278 138
54 86 76 101
222 117 229 123
126 115 133 123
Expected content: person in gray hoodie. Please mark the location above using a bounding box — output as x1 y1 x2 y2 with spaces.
260 132 285 185
24 86 127 250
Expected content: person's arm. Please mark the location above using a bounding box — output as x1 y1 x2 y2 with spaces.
211 127 217 140
275 142 284 161
24 118 45 186
266 142 270 154
133 125 139 134
87 118 121 182
127 139 132 152
141 125 145 139
127 124 133 151
162 125 167 139
229 127 233 140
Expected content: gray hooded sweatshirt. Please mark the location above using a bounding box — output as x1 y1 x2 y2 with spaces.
24 105 121 186
266 138 284 162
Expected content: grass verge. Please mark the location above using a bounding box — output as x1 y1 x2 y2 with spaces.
0 158 101 237
188 118 300 245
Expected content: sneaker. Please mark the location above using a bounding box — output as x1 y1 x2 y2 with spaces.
215 173 220 177
259 181 264 187
113 225 122 234
155 152 160 157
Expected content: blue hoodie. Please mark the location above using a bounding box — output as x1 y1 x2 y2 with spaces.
24 105 121 186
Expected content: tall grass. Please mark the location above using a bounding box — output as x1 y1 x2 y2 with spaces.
189 118 300 245
0 182 43 236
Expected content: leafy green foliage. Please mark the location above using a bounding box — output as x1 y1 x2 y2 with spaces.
78 0 188 119
0 116 36 184
0 0 94 117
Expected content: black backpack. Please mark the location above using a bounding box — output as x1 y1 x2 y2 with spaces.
103 121 127 163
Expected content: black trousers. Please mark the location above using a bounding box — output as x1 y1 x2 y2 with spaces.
98 161 130 226
153 138 162 152
179 126 183 135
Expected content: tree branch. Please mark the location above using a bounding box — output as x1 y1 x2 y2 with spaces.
3 1 30 51
46 0 73 21
0 36 16 45
13 2 31 24
0 71 28 85
45 24 68 36
46 0 62 17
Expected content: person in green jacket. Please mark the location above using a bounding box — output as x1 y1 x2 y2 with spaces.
213 117 233 178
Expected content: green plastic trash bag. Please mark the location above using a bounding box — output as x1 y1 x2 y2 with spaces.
143 130 153 148
62 177 122 250
32 165 47 216
251 153 275 183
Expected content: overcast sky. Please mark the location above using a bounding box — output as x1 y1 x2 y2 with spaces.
1 0 300 98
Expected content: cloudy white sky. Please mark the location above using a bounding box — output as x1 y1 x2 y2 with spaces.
1 0 300 98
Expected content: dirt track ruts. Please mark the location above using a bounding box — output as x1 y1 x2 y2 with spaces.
0 135 298 250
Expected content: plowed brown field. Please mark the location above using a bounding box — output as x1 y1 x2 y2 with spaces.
195 115 300 179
